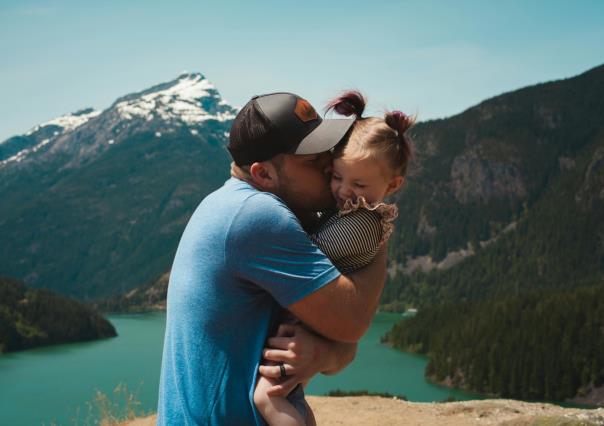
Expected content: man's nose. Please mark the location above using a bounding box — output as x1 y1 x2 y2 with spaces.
320 152 333 175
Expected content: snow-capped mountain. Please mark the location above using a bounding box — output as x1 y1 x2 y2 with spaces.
0 108 101 164
113 72 235 124
0 73 237 298
1 72 237 168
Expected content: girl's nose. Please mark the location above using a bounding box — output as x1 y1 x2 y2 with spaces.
339 185 354 200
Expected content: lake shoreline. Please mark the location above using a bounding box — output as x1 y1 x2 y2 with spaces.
106 309 604 409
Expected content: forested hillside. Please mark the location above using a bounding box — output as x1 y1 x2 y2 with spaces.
382 138 604 308
0 73 234 298
0 277 116 353
379 64 604 406
388 63 604 266
383 285 604 402
1 66 603 301
93 271 169 313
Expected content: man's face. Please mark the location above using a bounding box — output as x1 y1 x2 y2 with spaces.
273 151 336 215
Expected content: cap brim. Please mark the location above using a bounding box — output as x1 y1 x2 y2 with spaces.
294 118 355 155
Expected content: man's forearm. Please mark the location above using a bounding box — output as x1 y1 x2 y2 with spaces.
320 340 357 375
289 246 389 343
343 245 388 327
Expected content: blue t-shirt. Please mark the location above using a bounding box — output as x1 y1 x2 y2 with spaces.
157 178 341 425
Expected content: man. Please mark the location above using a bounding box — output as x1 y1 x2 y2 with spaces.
157 92 388 425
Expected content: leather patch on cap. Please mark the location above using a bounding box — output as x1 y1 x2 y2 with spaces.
294 99 319 122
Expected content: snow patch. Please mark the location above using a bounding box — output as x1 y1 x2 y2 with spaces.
40 109 101 132
1 138 53 166
108 139 115 145
25 125 41 136
190 129 198 135
118 98 155 121
23 109 100 138
115 74 236 124
155 132 162 137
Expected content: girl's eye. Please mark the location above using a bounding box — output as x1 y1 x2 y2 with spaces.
354 183 366 189
332 175 342 181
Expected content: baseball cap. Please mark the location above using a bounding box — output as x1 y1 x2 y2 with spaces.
227 92 354 166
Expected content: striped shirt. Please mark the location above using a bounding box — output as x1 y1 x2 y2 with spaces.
310 200 398 274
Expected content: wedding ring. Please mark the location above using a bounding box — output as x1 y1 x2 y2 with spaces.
279 363 286 378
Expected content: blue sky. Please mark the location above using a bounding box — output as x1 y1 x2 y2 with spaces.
1 0 603 141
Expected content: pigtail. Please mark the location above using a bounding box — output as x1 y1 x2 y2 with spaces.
385 110 415 161
325 90 366 119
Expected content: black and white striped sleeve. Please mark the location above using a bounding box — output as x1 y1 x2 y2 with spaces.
310 208 383 274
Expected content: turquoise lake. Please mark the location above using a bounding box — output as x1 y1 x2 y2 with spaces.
0 312 480 425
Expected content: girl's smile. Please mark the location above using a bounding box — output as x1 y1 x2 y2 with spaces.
331 156 404 208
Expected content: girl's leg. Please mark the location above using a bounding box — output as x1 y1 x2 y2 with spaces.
254 375 305 426
304 400 317 426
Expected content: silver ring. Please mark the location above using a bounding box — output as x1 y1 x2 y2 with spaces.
279 363 286 378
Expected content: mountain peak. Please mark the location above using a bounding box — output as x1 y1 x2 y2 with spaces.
2 72 237 168
176 71 206 81
111 72 236 125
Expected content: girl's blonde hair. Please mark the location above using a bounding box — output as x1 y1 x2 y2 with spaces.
325 91 414 177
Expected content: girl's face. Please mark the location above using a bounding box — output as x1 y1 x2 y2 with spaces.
331 155 404 208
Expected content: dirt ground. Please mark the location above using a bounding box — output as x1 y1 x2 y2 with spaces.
121 396 604 425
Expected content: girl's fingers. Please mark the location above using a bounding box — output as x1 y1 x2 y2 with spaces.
276 323 296 337
266 376 299 397
258 363 295 378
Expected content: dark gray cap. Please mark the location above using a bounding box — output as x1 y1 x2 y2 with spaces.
228 92 354 166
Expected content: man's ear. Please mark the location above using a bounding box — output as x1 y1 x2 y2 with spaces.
385 176 405 197
249 161 279 191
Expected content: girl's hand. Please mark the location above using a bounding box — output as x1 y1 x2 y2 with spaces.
258 323 324 397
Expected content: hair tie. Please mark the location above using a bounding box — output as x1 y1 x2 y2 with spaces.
385 110 413 135
325 91 366 119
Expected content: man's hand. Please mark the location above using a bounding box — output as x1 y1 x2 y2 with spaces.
258 323 357 396
258 323 322 396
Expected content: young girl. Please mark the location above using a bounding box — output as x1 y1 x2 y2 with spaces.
254 91 414 425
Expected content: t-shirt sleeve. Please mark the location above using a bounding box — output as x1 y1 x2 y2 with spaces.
311 208 383 274
225 192 341 307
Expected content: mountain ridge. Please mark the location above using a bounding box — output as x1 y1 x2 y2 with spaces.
0 72 236 169
0 72 237 297
1 64 603 300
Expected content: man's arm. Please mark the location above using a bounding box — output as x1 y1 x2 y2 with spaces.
229 194 387 343
287 245 388 343
321 340 357 375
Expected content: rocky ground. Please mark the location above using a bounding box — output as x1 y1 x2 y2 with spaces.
120 397 604 426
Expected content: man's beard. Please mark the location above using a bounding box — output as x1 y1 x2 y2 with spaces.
274 171 335 217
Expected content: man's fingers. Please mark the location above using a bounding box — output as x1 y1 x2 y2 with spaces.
263 348 295 363
266 337 292 350
276 323 296 337
258 363 294 378
266 376 299 397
